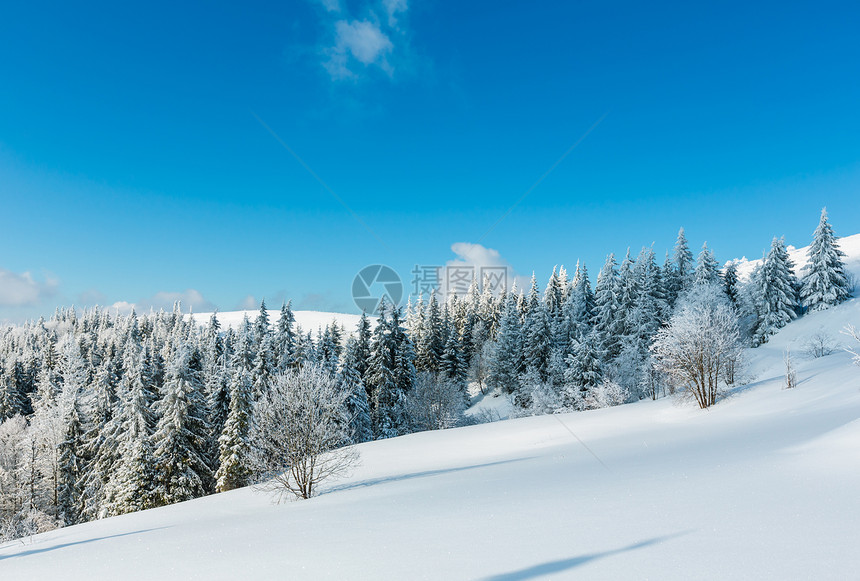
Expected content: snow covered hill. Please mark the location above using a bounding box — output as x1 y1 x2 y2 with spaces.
189 309 369 335
3 237 860 580
733 232 860 290
4 300 860 578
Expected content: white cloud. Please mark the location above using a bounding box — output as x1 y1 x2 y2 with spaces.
111 289 217 314
237 295 258 310
317 0 341 12
443 242 528 297
382 0 407 26
325 19 394 79
0 268 58 306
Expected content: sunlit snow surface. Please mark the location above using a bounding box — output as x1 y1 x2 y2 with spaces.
3 240 860 579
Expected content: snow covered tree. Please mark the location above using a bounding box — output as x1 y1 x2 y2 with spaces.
339 338 372 444
248 364 357 500
723 261 740 305
800 208 851 312
562 331 603 408
55 391 83 525
365 302 414 438
651 284 745 409
694 242 720 286
522 300 551 381
440 330 467 386
564 261 594 341
673 227 694 291
273 301 297 371
752 237 799 346
214 351 254 492
152 344 213 505
0 362 27 421
487 289 523 395
386 308 416 436
415 292 443 373
593 254 622 360
102 348 157 516
353 312 372 380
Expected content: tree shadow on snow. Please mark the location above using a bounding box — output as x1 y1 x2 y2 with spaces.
323 457 535 495
481 531 691 581
0 526 170 561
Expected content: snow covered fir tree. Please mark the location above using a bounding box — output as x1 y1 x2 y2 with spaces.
0 208 854 540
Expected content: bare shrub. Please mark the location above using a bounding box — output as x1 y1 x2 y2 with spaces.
469 407 502 425
802 330 837 359
843 325 860 367
248 364 358 501
784 350 797 389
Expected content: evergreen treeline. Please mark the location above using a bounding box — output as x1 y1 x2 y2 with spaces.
0 208 851 539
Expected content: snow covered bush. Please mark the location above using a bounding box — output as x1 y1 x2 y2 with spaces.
248 364 358 501
564 379 629 411
843 325 860 368
528 376 563 416
651 284 746 409
406 371 467 431
0 508 59 543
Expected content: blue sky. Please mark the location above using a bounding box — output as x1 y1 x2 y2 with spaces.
1 0 859 321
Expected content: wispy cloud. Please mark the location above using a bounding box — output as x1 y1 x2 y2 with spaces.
311 0 412 80
0 268 58 307
236 294 259 310
325 19 394 79
316 0 341 12
382 0 408 27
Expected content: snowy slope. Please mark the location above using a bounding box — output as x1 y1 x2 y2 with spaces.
3 301 859 579
4 242 860 580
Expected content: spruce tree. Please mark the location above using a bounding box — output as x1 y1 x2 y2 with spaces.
723 261 740 305
339 338 373 444
366 299 394 437
273 301 297 371
800 208 851 312
753 237 799 345
487 289 523 394
563 331 603 406
593 254 622 361
694 242 720 286
103 348 157 516
56 393 83 525
673 227 694 292
214 357 253 492
386 307 416 436
0 360 27 421
152 344 213 504
564 262 594 341
522 301 551 381
415 292 443 372
440 329 468 402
